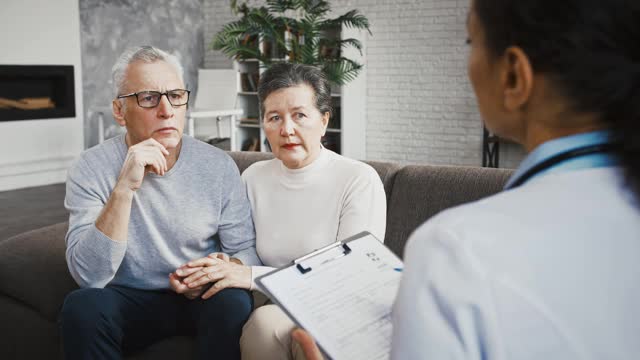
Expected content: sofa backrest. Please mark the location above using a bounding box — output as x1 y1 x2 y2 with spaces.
363 161 403 205
384 165 513 257
227 151 274 173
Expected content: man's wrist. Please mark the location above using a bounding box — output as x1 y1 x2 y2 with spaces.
230 257 243 265
113 182 136 198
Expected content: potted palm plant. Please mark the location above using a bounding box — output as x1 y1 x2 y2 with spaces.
212 0 372 86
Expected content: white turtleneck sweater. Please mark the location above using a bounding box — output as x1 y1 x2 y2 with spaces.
242 148 387 288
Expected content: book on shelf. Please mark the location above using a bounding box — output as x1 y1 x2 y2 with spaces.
240 72 260 92
241 136 260 151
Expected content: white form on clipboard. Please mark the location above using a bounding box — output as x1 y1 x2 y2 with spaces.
255 231 403 360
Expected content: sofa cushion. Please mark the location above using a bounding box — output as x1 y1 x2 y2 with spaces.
384 165 513 257
0 295 61 359
0 222 77 321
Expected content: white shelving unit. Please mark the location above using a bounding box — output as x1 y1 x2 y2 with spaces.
188 69 242 151
230 26 367 159
233 58 263 151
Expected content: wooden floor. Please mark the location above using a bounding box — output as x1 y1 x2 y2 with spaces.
0 183 67 241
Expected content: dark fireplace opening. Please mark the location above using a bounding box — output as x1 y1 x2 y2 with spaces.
0 65 75 121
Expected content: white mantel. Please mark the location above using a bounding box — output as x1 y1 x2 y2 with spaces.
0 0 84 191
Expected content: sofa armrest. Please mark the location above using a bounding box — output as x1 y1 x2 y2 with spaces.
0 222 78 321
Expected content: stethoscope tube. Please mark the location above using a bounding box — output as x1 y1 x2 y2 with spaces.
506 143 617 189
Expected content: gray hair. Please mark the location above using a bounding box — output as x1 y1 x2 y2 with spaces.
111 45 185 97
257 63 333 121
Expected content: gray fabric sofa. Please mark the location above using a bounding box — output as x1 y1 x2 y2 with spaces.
0 151 512 359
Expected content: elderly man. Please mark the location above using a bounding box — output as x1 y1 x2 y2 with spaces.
58 46 259 359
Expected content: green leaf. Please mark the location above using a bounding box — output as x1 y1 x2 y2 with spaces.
321 10 372 35
266 0 295 13
212 0 371 85
322 58 362 85
304 0 330 17
319 37 362 57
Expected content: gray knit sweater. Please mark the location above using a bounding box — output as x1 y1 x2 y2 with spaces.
64 134 259 289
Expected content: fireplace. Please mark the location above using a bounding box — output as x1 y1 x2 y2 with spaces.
0 65 75 121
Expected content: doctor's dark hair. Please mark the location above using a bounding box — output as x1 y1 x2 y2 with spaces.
257 63 333 121
474 0 640 202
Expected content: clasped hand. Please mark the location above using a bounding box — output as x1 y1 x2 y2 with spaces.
169 252 251 300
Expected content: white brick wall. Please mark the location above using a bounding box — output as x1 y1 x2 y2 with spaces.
203 0 525 168
204 0 266 69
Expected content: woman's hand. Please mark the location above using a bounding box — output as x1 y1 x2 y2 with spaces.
291 329 324 360
174 252 229 278
176 253 252 299
170 253 231 299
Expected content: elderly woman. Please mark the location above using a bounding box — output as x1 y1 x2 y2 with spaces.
295 0 640 358
176 62 387 359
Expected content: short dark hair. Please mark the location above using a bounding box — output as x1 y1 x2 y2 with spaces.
475 0 640 201
257 63 333 121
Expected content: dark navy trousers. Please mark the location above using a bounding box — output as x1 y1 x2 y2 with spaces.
58 285 253 360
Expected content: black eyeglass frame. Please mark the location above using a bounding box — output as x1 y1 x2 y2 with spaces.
117 89 191 108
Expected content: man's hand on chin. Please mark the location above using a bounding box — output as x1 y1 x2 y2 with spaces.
118 138 169 191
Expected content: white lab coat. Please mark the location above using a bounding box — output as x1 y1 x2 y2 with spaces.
392 166 640 360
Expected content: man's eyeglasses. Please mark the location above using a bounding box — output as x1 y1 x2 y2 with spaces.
117 89 190 108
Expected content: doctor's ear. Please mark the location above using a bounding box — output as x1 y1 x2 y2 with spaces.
500 46 534 112
112 99 126 126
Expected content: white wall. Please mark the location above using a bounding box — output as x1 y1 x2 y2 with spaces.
334 0 482 166
337 0 525 168
0 0 84 191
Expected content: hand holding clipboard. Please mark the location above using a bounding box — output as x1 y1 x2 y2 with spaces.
256 232 403 360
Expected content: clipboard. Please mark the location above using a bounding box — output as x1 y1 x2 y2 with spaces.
255 231 403 360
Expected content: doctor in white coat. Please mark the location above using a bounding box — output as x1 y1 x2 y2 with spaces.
293 0 640 358
391 0 640 358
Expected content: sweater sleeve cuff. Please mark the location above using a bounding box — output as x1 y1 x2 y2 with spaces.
232 246 262 266
250 265 277 291
67 225 128 288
